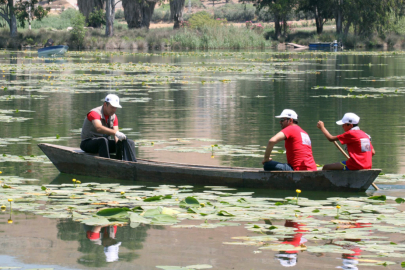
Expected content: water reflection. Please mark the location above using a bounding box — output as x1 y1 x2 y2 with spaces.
56 219 162 267
83 225 121 262
335 221 370 270
275 220 307 268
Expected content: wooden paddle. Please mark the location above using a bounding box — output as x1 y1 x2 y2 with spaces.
333 141 379 190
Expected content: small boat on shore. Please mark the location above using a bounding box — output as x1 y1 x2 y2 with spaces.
38 45 69 57
38 143 380 192
309 41 343 50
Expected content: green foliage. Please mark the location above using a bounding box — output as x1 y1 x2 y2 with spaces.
115 9 125 20
16 0 51 29
31 8 80 30
190 0 205 8
87 8 106 28
187 11 221 29
70 12 86 48
171 25 269 49
213 4 255 22
151 8 170 22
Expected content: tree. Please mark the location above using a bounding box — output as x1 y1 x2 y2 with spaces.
253 0 296 38
0 0 19 37
339 0 405 36
105 0 116 36
16 0 50 30
78 0 104 20
122 0 158 29
298 0 334 34
0 0 50 37
170 0 185 29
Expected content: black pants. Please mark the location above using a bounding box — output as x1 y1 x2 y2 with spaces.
80 137 118 158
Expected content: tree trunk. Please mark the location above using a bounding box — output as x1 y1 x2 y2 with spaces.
314 7 323 34
343 19 351 35
274 15 281 38
170 0 185 29
282 18 287 36
8 1 17 37
105 0 115 37
122 0 157 29
335 0 342 34
78 0 104 19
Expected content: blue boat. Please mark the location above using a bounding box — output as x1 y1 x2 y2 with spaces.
309 41 342 50
38 45 69 57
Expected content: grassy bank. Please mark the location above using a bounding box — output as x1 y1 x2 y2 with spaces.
0 25 271 50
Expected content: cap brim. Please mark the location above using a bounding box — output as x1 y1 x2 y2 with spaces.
111 103 122 108
275 115 283 118
336 120 344 125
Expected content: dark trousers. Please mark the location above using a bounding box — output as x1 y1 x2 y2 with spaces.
80 137 117 158
263 160 293 171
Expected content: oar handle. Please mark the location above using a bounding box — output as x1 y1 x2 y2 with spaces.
333 141 350 159
332 141 379 190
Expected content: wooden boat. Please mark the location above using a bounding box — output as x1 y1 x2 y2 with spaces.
38 143 381 192
38 45 69 57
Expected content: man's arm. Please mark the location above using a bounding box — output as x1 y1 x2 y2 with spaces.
92 119 117 136
113 126 119 143
262 131 286 164
317 121 339 142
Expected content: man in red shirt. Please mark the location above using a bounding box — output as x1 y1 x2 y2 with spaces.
262 109 317 171
317 112 375 170
80 94 127 158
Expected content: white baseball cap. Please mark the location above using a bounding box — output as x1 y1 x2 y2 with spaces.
275 253 297 267
105 94 122 108
104 242 121 262
275 109 298 120
336 113 360 125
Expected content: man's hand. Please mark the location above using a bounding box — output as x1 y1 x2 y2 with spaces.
317 120 325 129
115 131 126 141
262 158 272 165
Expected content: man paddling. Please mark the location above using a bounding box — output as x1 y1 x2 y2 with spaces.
80 94 127 158
317 112 375 170
262 109 317 171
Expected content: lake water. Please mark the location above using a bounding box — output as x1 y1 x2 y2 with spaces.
0 49 405 269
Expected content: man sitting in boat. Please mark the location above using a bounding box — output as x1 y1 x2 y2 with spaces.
262 109 317 171
80 94 127 158
44 38 54 48
317 113 375 170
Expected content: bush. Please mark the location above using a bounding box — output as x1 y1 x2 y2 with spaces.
70 13 86 48
257 7 273 22
115 9 124 20
213 4 255 22
187 11 221 29
87 8 106 28
171 25 270 49
31 8 79 30
151 8 170 22
190 0 205 8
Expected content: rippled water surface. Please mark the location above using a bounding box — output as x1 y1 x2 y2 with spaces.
1 49 405 269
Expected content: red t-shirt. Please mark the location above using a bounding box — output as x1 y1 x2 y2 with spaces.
337 130 373 170
281 220 307 254
87 111 118 126
281 125 317 171
86 226 117 240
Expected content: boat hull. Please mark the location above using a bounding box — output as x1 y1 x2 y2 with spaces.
38 45 69 56
38 143 380 192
